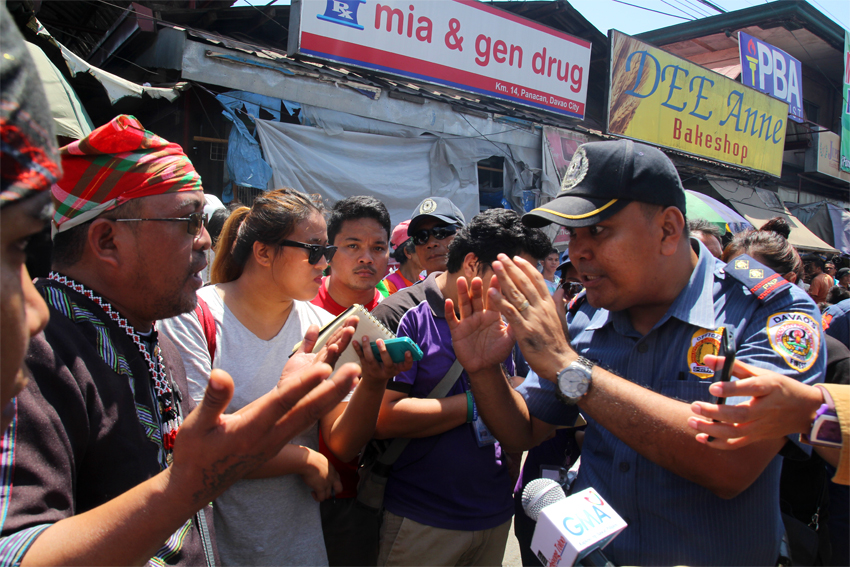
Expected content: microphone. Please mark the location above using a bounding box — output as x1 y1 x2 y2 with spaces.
521 481 626 567
522 478 566 521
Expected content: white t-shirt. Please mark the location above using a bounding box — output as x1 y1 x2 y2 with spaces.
160 285 333 566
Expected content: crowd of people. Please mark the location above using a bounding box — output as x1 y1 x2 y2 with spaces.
2 7 849 567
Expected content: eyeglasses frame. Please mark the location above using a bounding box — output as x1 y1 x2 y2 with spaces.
114 211 208 238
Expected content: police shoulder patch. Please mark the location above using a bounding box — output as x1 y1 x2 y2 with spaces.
767 311 820 372
725 254 790 302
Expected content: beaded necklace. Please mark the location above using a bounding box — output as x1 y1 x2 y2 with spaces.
48 272 182 464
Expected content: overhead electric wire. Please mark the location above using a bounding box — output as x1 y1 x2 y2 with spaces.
809 0 849 32
671 0 704 19
679 0 713 18
244 0 288 33
694 0 727 13
787 28 838 90
659 0 698 20
610 0 691 21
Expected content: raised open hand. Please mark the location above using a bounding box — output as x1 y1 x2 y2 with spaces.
171 363 358 508
445 275 515 374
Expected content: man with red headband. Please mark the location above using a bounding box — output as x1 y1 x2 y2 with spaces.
0 18 359 562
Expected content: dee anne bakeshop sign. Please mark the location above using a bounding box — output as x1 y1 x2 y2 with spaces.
289 0 592 118
607 31 787 177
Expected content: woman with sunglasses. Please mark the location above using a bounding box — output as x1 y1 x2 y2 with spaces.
160 188 410 566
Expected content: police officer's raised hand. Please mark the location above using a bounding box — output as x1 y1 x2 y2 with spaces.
488 254 576 382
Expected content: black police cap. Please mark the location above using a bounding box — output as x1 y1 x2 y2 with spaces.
523 139 686 229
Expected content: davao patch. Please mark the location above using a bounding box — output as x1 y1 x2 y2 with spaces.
688 327 724 378
767 312 820 372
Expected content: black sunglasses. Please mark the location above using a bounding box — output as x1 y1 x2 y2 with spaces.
278 239 337 264
411 224 458 246
115 211 207 237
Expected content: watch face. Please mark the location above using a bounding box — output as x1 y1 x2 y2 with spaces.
557 367 590 401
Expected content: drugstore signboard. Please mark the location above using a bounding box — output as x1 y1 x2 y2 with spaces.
607 31 787 177
290 0 592 118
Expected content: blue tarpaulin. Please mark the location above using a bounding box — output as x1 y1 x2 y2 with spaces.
215 91 277 199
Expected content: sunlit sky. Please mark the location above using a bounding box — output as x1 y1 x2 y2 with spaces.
232 0 849 35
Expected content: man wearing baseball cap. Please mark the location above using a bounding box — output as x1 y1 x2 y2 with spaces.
407 196 466 275
446 139 824 565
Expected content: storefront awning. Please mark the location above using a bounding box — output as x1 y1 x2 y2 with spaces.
708 178 838 254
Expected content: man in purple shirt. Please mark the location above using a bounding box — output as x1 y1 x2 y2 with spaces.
371 209 550 566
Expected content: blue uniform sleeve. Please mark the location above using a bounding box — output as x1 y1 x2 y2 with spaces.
730 288 826 454
822 299 850 346
733 290 826 387
515 370 580 427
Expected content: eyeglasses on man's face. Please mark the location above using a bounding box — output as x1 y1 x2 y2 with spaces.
411 224 458 246
114 211 207 238
277 239 338 265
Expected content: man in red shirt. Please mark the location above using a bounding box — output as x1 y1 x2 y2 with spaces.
310 195 391 567
312 196 390 316
804 254 834 304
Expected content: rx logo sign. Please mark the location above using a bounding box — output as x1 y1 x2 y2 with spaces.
317 0 366 30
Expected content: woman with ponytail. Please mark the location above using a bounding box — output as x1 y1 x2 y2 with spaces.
160 188 410 566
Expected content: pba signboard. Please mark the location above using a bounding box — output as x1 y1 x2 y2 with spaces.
289 0 592 118
607 31 788 177
738 31 804 123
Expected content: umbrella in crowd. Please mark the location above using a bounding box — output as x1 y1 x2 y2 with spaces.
685 190 754 235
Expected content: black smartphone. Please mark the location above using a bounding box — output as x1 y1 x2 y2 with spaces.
713 327 736 406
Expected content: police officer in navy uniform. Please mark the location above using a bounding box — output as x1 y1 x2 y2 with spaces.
444 139 825 566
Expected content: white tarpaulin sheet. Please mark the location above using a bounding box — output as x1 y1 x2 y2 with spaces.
256 119 508 225
30 17 184 105
296 104 543 213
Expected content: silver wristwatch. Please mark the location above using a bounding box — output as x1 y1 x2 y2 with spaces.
555 357 594 405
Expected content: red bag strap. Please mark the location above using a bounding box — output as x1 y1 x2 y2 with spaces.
194 296 217 365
